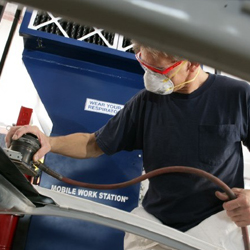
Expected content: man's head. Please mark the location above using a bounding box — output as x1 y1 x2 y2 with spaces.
132 40 204 95
132 40 183 63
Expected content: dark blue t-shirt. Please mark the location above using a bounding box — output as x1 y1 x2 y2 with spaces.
95 74 250 232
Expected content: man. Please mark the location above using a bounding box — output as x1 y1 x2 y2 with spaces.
5 42 250 249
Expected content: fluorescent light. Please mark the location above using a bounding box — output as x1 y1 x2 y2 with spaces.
128 0 189 20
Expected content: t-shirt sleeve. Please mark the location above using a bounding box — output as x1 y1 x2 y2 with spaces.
95 93 144 155
242 83 250 150
243 118 250 151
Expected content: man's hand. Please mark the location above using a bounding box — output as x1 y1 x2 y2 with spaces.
5 125 51 161
215 188 250 227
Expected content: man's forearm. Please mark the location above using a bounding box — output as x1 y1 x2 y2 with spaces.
49 133 103 159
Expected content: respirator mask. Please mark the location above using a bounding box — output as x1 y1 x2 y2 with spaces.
144 70 175 95
143 61 187 95
136 52 200 95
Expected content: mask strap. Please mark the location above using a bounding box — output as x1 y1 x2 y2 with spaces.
174 66 201 90
163 60 188 83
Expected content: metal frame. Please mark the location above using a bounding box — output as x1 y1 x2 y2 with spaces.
0 174 220 250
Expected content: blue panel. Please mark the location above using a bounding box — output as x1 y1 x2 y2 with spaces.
21 15 145 249
22 50 143 134
25 217 125 250
20 12 143 75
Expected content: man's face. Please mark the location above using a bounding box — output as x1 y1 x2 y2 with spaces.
139 48 188 92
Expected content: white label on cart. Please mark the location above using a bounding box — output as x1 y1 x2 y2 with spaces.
84 98 124 116
51 185 129 203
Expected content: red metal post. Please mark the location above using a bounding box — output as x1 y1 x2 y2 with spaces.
0 216 18 250
0 106 33 250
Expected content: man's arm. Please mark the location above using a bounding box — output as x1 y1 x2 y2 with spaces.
49 133 103 159
5 125 104 161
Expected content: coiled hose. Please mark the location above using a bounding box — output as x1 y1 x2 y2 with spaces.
35 162 249 250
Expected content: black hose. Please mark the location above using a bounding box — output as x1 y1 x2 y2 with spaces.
0 3 6 21
35 161 249 250
0 7 22 76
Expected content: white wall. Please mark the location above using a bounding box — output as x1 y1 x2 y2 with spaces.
0 3 52 135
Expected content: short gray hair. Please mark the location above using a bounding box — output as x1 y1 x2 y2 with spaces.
131 39 184 62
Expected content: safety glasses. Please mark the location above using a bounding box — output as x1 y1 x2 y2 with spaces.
135 52 183 75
